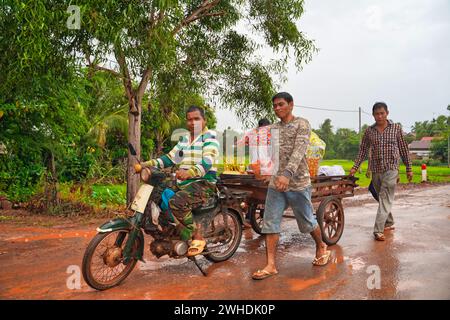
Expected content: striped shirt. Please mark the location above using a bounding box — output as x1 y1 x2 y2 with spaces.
144 127 220 187
352 120 412 173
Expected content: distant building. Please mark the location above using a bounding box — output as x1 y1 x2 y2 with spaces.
409 137 433 159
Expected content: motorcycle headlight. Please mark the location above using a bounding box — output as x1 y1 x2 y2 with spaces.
140 167 152 183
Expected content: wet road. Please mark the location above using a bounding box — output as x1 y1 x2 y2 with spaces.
1 185 449 299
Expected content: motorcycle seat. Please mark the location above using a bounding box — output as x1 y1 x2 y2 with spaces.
192 196 219 215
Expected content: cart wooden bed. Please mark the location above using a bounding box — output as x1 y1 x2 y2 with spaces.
218 174 358 245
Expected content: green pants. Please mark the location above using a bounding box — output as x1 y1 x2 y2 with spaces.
169 180 216 240
371 170 397 234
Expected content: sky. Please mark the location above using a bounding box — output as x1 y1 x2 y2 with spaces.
214 0 450 133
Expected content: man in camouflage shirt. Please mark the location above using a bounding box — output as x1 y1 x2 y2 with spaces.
252 92 331 280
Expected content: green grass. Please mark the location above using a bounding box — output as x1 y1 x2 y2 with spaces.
218 159 450 187
90 184 126 206
320 159 450 187
58 160 449 209
0 215 15 221
58 183 126 208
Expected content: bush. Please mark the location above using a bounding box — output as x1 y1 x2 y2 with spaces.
0 154 45 202
58 146 97 183
412 159 447 167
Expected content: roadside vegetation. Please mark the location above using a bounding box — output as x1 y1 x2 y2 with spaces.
0 2 448 215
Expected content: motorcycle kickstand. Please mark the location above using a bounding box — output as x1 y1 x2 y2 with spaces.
188 256 207 277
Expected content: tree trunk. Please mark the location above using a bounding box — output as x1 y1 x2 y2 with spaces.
121 61 150 205
156 132 164 156
126 95 141 205
45 151 58 210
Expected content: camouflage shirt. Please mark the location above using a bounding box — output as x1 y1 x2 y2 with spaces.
269 116 311 191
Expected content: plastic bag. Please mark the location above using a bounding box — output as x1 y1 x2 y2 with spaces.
306 132 326 159
318 165 345 176
306 132 326 177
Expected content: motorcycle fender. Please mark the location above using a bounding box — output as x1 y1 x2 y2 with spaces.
222 206 244 225
130 184 154 213
96 218 145 262
96 218 132 233
132 230 145 262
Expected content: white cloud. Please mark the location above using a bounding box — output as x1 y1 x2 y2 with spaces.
365 5 383 31
215 0 450 133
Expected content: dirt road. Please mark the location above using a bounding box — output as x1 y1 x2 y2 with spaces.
1 184 449 299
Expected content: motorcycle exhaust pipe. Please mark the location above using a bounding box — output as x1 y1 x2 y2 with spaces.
172 240 188 256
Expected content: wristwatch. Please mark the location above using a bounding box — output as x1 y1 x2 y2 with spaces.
281 169 294 178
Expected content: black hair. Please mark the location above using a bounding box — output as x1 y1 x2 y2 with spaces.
186 105 205 119
258 118 271 127
372 102 388 113
272 92 293 104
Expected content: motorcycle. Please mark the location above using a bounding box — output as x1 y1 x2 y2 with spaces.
82 144 248 291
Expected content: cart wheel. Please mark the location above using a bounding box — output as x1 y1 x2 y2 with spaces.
316 196 344 245
249 203 265 235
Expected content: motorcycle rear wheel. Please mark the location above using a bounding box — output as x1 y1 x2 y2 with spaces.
205 209 242 262
82 229 140 291
249 203 265 234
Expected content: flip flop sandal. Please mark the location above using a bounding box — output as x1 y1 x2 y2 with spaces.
252 269 278 280
312 250 331 266
384 225 395 231
187 239 207 257
374 233 385 241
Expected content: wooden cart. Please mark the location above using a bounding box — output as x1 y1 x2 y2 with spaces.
218 174 358 245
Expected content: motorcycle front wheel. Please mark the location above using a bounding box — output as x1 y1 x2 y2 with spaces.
205 209 242 262
82 229 141 291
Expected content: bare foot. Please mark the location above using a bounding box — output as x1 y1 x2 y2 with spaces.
315 243 328 259
253 265 277 275
374 233 385 241
252 266 278 280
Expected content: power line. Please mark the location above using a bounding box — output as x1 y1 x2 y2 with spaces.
294 104 372 117
294 104 357 113
293 104 375 138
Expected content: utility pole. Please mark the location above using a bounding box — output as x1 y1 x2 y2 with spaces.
358 107 362 174
446 105 450 167
359 107 362 142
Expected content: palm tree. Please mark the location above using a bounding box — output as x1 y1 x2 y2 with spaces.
84 72 129 148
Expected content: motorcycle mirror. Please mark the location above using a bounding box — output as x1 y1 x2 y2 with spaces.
128 143 137 156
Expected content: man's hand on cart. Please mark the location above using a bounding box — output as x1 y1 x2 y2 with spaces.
349 168 357 176
275 176 289 192
262 175 271 184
